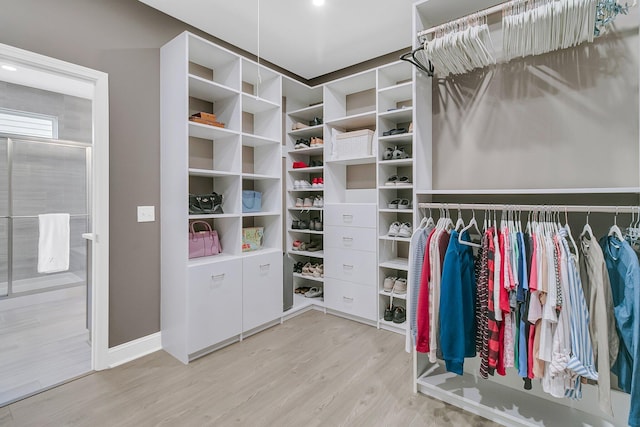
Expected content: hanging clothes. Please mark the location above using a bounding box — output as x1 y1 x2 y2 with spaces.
600 235 640 427
439 230 477 375
407 222 435 353
580 232 618 416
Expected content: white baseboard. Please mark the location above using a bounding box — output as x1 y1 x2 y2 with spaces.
107 332 162 368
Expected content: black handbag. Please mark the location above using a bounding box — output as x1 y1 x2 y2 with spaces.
189 192 223 214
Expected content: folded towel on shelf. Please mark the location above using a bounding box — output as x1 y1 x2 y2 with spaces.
37 213 70 274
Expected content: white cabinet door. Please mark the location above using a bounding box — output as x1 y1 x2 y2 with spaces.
243 251 283 332
324 278 376 321
187 259 242 354
325 225 377 253
325 203 377 228
325 247 377 287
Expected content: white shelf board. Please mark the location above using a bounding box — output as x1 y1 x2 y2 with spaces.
378 133 413 145
326 156 376 166
188 74 238 102
379 318 407 333
378 81 413 98
189 121 239 140
187 253 239 267
379 289 407 300
241 211 280 217
188 213 238 220
326 111 376 128
379 235 412 243
379 258 409 270
379 184 413 190
288 188 324 193
188 168 238 178
378 107 413 123
288 166 324 173
240 247 280 258
378 208 414 214
242 93 280 114
288 103 323 121
242 133 280 147
379 158 413 166
293 273 324 283
288 124 324 137
288 146 324 156
288 207 324 211
242 173 279 180
288 249 325 258
291 293 324 310
288 228 324 235
416 187 640 195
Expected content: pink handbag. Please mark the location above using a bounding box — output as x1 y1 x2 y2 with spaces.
188 221 222 259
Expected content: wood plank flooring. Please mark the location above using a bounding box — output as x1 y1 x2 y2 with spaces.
0 286 91 406
3 310 497 426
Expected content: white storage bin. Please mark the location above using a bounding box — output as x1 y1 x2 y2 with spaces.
332 129 374 160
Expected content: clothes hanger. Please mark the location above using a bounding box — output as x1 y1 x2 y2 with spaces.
563 207 580 263
580 209 595 242
608 207 624 241
460 209 482 248
454 207 465 231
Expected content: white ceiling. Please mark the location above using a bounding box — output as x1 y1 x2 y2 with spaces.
139 0 415 80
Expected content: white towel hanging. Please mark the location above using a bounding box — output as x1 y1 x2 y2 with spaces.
38 213 70 274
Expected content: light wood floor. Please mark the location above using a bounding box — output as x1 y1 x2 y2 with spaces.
1 310 498 427
0 286 91 406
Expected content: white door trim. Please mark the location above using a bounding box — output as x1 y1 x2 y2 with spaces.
0 43 110 370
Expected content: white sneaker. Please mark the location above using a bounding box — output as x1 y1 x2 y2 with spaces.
313 196 324 208
392 278 407 294
295 198 304 208
303 197 313 208
397 222 412 238
388 221 401 237
294 180 302 189
300 180 312 189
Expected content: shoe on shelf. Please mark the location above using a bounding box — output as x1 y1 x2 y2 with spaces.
298 220 309 230
384 304 394 321
295 286 310 294
303 197 314 208
292 240 302 250
295 198 304 208
408 122 413 133
307 240 322 252
313 264 324 278
397 223 412 238
313 217 323 231
295 139 310 149
393 278 407 295
309 159 323 167
312 177 324 188
309 117 323 126
392 146 410 159
388 199 400 209
398 199 411 210
383 128 407 137
292 219 300 229
293 122 310 130
313 196 324 208
304 286 323 298
396 176 411 186
383 276 396 292
388 221 401 237
293 161 308 169
297 180 311 189
392 306 406 323
385 175 399 186
382 147 393 160
310 137 324 147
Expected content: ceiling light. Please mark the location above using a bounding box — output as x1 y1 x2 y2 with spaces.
1 65 17 71
312 0 325 6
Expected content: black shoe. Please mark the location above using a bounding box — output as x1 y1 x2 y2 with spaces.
384 305 394 321
309 117 323 126
392 306 406 324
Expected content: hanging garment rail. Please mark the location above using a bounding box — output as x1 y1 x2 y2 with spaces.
417 202 638 214
417 2 506 41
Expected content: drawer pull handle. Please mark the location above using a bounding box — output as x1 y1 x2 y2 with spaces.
259 263 270 270
211 273 225 280
342 214 353 222
343 296 354 303
342 237 353 241
343 264 354 269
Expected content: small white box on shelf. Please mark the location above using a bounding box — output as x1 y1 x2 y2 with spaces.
332 129 374 160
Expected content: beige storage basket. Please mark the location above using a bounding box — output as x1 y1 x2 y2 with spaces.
333 129 374 159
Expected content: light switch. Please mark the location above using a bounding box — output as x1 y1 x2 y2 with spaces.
137 206 155 222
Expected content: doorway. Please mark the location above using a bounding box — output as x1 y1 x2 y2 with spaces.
0 44 109 405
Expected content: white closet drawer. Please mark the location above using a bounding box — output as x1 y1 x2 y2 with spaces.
325 203 376 228
325 248 377 286
187 259 242 354
324 225 377 253
242 251 283 332
324 279 376 321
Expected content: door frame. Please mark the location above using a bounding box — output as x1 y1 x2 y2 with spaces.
0 43 110 370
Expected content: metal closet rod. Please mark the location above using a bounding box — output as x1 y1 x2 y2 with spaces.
417 1 507 39
417 202 639 214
